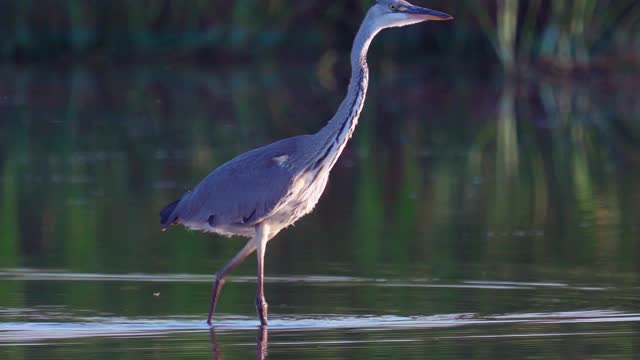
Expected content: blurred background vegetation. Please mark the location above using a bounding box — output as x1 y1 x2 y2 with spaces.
0 0 639 73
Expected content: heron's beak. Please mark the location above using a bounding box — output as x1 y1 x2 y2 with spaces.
404 5 453 21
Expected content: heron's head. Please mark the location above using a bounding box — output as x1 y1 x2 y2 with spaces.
368 0 453 29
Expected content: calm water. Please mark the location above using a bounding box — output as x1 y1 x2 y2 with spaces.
0 63 639 359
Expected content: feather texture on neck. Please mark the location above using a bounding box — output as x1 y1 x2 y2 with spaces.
312 12 380 171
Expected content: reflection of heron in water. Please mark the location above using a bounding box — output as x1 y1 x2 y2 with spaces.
209 326 268 360
160 0 453 326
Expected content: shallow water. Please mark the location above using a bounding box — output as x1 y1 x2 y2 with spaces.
2 270 640 358
0 63 639 358
1 272 639 358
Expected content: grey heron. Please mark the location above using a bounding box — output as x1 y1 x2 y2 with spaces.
160 0 452 326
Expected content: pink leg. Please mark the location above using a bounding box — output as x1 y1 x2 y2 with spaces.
255 223 271 326
207 238 256 325
257 325 268 359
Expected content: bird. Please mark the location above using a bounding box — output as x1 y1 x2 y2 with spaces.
160 0 452 326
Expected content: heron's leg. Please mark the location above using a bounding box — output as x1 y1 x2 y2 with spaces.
255 223 271 326
257 325 268 359
207 238 256 325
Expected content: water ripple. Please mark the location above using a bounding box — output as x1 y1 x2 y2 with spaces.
0 269 606 291
1 310 639 343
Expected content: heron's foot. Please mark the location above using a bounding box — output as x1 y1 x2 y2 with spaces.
256 297 269 326
207 276 226 326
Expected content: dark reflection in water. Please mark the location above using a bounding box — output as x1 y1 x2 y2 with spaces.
0 63 639 358
209 326 268 360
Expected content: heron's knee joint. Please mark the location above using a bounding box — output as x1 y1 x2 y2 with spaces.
256 297 268 308
214 275 225 285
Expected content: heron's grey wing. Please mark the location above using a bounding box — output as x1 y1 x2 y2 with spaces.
170 135 310 228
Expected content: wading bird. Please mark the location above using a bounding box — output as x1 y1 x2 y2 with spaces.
160 0 452 326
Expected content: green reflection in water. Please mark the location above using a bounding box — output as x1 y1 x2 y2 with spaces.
354 111 384 272
0 64 637 279
1 156 19 268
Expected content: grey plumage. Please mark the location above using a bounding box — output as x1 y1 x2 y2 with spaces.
162 135 314 236
159 0 452 327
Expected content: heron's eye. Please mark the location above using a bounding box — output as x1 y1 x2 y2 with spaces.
389 4 398 11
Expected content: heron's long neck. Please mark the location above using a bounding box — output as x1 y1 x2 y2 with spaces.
312 19 379 170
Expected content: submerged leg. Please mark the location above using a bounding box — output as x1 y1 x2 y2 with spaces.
255 223 271 326
207 238 256 325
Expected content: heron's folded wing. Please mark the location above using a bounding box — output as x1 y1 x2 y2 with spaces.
173 136 308 227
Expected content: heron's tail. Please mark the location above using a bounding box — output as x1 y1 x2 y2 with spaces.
159 198 181 230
